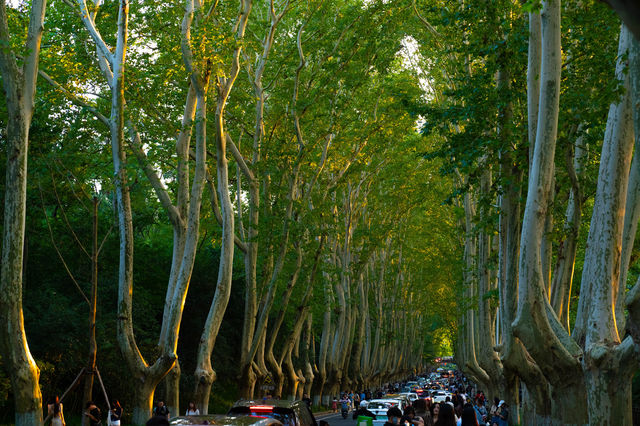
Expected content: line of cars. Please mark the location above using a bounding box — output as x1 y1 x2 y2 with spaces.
360 378 454 426
170 399 317 426
168 375 455 426
404 376 454 404
363 393 418 426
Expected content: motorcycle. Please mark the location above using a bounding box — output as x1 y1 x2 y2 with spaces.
341 402 349 419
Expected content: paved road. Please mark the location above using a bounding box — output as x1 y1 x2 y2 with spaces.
316 411 359 426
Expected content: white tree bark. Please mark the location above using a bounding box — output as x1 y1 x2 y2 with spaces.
0 0 47 423
550 131 586 331
514 2 586 423
72 1 192 421
528 11 541 170
625 30 640 347
236 0 290 397
618 35 640 336
580 25 638 426
475 168 505 398
192 0 252 412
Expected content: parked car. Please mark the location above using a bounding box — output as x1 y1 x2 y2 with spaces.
228 399 317 426
170 414 282 426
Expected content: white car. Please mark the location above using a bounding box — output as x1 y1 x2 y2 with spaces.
431 390 450 404
384 394 410 410
365 399 405 426
399 392 418 403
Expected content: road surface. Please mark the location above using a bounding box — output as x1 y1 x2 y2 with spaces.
316 411 361 426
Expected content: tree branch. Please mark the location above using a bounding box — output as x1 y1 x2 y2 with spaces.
77 0 114 68
126 121 184 229
38 186 91 306
227 133 255 182
205 166 248 253
38 67 110 126
21 0 47 119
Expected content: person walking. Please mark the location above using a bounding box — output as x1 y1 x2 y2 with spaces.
153 400 170 419
186 401 199 416
48 396 65 426
496 401 509 426
460 403 478 426
431 403 441 425
433 403 456 426
404 406 425 426
384 406 403 426
414 398 432 426
489 398 500 425
110 400 123 426
85 401 102 426
473 398 487 425
302 394 312 409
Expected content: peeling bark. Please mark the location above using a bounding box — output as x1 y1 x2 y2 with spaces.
192 0 251 412
515 2 586 423
581 25 638 425
0 0 47 422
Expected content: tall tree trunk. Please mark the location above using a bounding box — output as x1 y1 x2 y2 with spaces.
314 264 334 406
514 1 587 423
266 244 303 399
476 168 505 399
108 3 178 422
580 25 637 425
625 28 640 347
303 316 315 397
618 37 640 335
0 0 47 422
82 197 100 424
191 0 251 412
528 10 541 170
550 132 585 331
353 273 368 387
235 3 295 397
164 362 181 419
459 187 490 389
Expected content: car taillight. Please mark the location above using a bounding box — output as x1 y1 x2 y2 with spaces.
250 406 274 412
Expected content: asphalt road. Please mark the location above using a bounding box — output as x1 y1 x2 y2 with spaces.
316 411 359 426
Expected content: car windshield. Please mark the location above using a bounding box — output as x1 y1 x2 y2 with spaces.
228 407 297 426
368 402 394 410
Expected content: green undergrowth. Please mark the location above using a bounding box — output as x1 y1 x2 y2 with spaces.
208 378 241 414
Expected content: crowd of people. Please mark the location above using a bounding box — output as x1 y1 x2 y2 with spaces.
336 373 511 426
46 397 123 426
46 395 201 426
379 393 510 426
44 370 509 426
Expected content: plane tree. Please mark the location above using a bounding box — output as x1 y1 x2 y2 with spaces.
0 0 48 423
413 0 640 423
